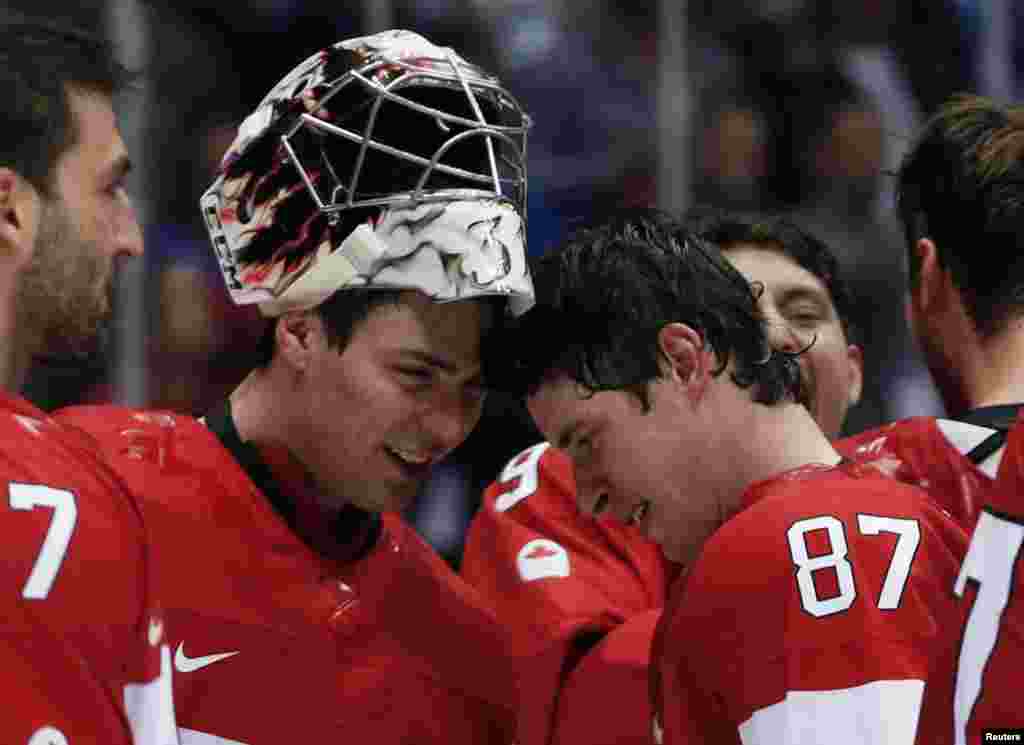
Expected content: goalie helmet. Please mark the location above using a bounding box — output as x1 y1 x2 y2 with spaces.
200 29 533 317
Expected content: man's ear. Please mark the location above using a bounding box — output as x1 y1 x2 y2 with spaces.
0 168 40 267
275 311 320 374
911 238 944 314
845 343 864 408
656 322 711 404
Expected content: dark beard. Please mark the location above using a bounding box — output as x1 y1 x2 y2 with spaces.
15 199 111 366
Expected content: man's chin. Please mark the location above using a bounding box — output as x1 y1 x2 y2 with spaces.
354 484 420 514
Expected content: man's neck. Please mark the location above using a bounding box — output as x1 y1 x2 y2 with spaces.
693 382 842 527
227 369 323 515
224 372 376 562
960 321 1024 411
0 271 25 389
735 402 843 491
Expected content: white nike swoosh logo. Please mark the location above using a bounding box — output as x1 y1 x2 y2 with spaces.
174 643 240 673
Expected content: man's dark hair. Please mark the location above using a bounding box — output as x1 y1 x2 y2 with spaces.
685 207 859 344
253 288 404 368
254 288 508 369
897 93 1024 337
0 16 130 196
488 207 800 410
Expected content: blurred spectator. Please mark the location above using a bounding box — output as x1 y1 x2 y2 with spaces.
144 118 263 414
476 0 660 253
691 87 769 213
787 66 943 432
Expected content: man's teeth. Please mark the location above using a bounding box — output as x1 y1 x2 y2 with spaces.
387 446 431 465
628 501 650 525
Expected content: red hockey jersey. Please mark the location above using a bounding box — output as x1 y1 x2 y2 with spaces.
922 416 1024 744
55 403 517 745
462 442 678 745
0 391 176 744
838 409 1021 529
652 462 968 745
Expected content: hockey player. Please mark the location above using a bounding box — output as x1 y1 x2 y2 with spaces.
0 18 176 744
493 208 967 744
57 30 533 744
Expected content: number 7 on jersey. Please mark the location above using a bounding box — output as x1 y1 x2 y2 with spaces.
8 483 78 599
953 510 1024 745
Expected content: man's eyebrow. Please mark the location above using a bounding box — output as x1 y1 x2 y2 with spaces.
400 349 457 373
777 284 832 308
399 349 487 383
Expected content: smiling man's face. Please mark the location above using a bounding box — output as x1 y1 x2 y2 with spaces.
725 244 862 439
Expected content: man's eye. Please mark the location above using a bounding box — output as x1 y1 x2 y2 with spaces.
785 308 824 327
399 367 432 383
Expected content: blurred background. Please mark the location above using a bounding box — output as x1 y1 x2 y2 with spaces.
7 0 1020 564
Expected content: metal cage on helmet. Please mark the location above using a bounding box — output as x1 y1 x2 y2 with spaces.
200 31 534 315
279 42 531 217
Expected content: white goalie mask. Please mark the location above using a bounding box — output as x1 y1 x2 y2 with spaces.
199 29 534 316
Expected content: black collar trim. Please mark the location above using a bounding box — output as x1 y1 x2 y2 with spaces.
203 399 381 563
956 404 1024 432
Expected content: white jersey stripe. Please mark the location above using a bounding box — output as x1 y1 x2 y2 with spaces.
738 679 924 745
123 644 179 745
935 419 1006 477
180 727 248 744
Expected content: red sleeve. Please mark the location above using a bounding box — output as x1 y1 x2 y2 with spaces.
463 443 674 745
463 443 672 636
0 631 135 744
547 609 662 745
837 417 992 529
347 512 519 743
935 419 1024 744
656 472 967 745
0 406 176 744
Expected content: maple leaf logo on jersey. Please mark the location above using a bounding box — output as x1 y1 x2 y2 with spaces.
524 545 559 560
516 539 570 582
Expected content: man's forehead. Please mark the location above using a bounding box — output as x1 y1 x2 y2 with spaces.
726 244 832 299
529 373 590 420
367 294 487 364
531 382 616 452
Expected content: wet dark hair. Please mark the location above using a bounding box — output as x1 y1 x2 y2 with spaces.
898 93 1024 337
253 288 404 368
255 288 507 369
0 16 130 196
486 207 801 410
